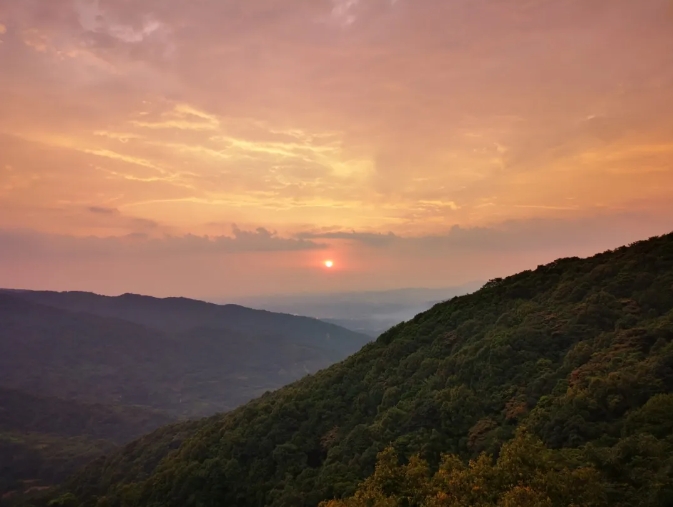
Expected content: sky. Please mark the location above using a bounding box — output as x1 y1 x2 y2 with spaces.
0 0 672 299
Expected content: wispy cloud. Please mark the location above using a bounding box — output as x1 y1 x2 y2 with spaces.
0 226 325 260
299 230 398 247
130 104 220 131
297 213 673 254
88 206 119 215
1 213 671 298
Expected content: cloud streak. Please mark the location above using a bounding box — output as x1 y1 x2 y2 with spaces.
298 212 673 253
0 226 325 260
1 212 671 298
88 206 119 215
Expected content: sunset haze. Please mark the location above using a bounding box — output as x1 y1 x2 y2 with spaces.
1 0 672 297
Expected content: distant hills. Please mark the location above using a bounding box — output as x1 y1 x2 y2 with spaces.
0 290 371 498
51 232 673 507
0 289 371 416
3 289 370 356
234 284 483 336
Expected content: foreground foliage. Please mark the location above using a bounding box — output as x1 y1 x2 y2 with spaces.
321 431 606 507
39 233 673 506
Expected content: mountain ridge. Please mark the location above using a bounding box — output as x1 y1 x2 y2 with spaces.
0 291 370 416
0 289 370 356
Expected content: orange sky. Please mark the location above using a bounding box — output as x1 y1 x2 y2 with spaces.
0 0 672 298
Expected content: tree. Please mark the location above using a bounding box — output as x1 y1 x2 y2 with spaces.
321 431 607 507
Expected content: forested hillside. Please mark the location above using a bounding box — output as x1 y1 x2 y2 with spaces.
0 388 173 499
4 290 368 359
0 293 370 417
0 388 171 444
0 292 369 501
47 232 673 507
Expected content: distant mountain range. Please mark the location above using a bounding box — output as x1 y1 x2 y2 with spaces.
0 289 371 416
0 289 371 497
232 283 483 336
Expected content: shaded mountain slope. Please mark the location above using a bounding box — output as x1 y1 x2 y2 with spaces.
0 295 181 412
0 388 173 498
0 294 370 417
0 388 172 444
58 233 673 507
3 290 369 358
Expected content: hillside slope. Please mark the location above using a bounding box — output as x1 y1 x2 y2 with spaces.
0 294 370 417
0 388 173 498
59 233 673 507
0 293 370 501
4 290 369 358
0 388 172 444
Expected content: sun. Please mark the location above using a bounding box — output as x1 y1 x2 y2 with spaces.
324 260 334 268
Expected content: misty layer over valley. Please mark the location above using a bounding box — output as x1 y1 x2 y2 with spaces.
232 283 483 337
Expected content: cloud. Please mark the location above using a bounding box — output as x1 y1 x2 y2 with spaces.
129 217 159 230
1 213 671 299
0 0 672 296
85 205 158 231
331 0 360 25
299 230 398 247
76 0 169 45
298 212 673 255
88 206 119 214
0 226 325 260
130 104 220 131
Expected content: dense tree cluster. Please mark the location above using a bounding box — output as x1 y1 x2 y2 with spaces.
0 388 172 500
24 232 673 506
320 430 606 507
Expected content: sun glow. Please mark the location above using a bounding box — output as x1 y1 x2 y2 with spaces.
324 260 334 268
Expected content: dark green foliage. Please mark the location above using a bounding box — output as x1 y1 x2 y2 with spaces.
1 431 114 500
0 388 172 500
0 388 172 444
43 233 673 506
